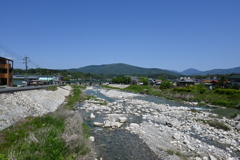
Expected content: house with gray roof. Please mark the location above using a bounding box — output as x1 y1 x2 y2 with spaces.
177 77 195 87
228 74 240 85
129 76 139 85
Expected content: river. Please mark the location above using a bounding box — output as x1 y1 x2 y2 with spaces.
77 86 240 160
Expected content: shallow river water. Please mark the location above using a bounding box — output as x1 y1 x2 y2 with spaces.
77 87 240 159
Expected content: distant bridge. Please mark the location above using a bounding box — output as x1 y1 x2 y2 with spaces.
65 80 111 85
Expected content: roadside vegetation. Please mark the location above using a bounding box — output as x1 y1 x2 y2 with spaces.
45 85 58 91
0 85 95 160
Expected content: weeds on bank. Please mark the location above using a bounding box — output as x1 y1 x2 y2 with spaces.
66 85 87 109
195 119 230 131
210 108 240 119
124 85 153 93
0 85 95 160
45 85 58 91
82 123 91 139
0 115 67 159
166 149 188 160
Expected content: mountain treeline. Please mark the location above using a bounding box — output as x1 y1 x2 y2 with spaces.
14 68 180 81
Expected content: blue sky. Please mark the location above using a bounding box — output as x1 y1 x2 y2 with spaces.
0 0 239 72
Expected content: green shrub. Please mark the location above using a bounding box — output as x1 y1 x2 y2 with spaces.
229 113 238 119
46 86 58 91
196 84 207 94
173 87 192 92
230 83 240 90
214 89 240 95
212 100 238 108
166 149 174 155
160 81 172 89
206 120 230 131
124 85 152 93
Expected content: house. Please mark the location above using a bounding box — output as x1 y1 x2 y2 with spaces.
148 78 155 85
0 57 14 86
154 79 162 85
129 76 139 85
13 75 39 86
13 75 64 86
228 74 240 86
202 79 213 90
177 77 195 87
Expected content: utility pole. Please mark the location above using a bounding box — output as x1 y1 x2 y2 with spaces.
23 56 29 86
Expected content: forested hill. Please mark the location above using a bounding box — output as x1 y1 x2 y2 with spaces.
180 66 240 75
68 63 181 76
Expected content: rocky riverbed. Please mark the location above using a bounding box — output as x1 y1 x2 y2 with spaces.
80 86 240 160
0 85 71 131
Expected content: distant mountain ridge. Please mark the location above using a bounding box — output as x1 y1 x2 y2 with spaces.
68 63 181 76
67 63 240 76
180 66 240 75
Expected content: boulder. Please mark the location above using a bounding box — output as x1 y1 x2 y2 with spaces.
172 133 181 140
234 115 240 121
209 154 217 160
130 123 140 129
103 120 112 128
89 136 95 141
202 157 208 160
93 122 103 127
235 123 240 130
114 122 123 128
108 114 124 122
90 113 95 119
119 117 127 123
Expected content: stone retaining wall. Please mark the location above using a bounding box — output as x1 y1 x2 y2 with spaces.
0 85 71 131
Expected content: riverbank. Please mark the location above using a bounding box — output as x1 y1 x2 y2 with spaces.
116 84 240 115
0 85 96 159
0 85 71 130
80 86 240 160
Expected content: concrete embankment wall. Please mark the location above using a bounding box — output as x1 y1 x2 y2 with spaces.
0 85 71 131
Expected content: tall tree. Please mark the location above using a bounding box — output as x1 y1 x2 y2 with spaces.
218 76 226 89
139 77 149 85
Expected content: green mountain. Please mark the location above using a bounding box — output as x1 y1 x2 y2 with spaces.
68 63 181 77
180 67 240 75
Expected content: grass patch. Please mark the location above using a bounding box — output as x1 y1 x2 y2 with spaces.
102 84 240 110
124 85 153 93
45 85 58 91
0 85 95 159
166 149 187 160
195 119 230 131
207 120 231 131
0 115 66 159
66 85 88 109
166 149 174 155
82 123 91 139
210 108 240 118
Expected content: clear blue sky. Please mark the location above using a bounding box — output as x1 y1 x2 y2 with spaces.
0 0 239 72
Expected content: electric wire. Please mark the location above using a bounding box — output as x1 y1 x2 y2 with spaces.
0 41 23 60
0 40 39 69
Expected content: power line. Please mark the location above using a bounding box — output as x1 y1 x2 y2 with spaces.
0 41 23 59
0 41 39 69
